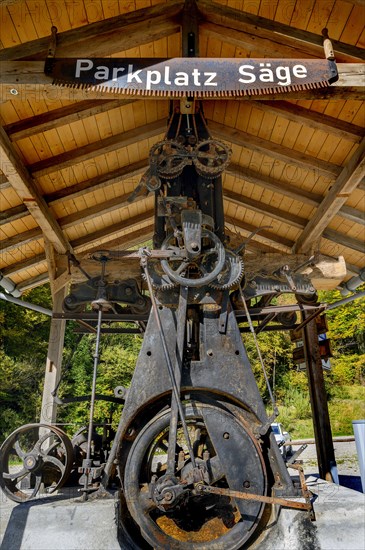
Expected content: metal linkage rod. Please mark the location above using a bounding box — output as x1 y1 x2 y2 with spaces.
82 306 103 498
140 249 196 468
239 287 278 418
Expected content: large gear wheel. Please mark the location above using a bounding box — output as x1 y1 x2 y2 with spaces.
209 250 244 290
193 139 231 178
160 229 226 288
150 140 188 179
142 259 177 291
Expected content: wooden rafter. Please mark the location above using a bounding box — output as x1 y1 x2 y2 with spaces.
226 164 365 226
197 0 365 62
295 138 365 253
4 98 363 145
0 126 71 254
250 101 365 144
4 99 137 141
224 189 365 253
0 1 183 61
209 121 341 178
29 120 165 177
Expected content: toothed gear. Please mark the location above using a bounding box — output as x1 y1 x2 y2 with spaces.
209 250 244 290
142 260 177 291
161 229 226 288
150 140 188 179
194 139 231 178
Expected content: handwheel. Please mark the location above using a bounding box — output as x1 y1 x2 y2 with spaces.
0 423 74 502
160 229 226 288
122 402 267 549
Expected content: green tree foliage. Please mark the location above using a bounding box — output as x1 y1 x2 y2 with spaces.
1 284 364 442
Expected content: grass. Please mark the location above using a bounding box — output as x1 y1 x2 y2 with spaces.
275 384 365 440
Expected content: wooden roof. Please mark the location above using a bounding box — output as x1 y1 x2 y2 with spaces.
0 0 364 295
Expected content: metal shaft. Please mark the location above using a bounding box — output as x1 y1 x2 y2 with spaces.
142 258 196 468
83 306 103 497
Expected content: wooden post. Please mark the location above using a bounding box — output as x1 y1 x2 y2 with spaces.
302 315 337 482
40 240 70 425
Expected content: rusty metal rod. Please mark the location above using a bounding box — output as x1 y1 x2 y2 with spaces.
200 485 311 511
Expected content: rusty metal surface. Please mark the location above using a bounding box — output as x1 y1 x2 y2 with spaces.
45 58 338 97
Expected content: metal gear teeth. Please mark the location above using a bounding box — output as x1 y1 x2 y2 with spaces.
209 253 244 291
141 271 177 292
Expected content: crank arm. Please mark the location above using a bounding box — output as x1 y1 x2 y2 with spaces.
198 485 312 511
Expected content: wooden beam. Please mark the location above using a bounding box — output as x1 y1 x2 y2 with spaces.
250 101 364 144
224 188 365 253
1 253 46 277
197 0 364 62
0 1 183 61
0 204 28 226
224 188 306 228
4 99 136 141
0 125 72 254
224 215 293 252
77 224 154 258
16 272 49 292
58 191 149 229
72 210 155 251
0 174 10 190
29 120 165 177
0 227 42 253
0 63 363 102
209 121 341 178
295 138 365 252
227 164 365 226
322 229 365 254
45 160 147 205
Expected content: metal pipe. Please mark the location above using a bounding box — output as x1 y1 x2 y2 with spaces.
0 272 21 297
0 292 52 316
327 290 365 310
340 267 365 296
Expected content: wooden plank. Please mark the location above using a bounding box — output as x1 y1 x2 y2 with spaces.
295 138 365 252
322 229 365 254
224 188 307 228
72 210 155 250
250 100 364 143
198 0 365 61
226 163 365 225
4 99 137 141
0 62 363 102
0 227 42 253
29 120 165 177
224 215 293 251
0 125 71 254
58 191 148 229
0 204 28 225
1 253 46 277
45 160 147 205
209 121 341 178
0 1 183 60
0 174 10 190
16 272 49 292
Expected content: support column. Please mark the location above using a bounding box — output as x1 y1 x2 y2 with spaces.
302 315 336 482
40 240 70 425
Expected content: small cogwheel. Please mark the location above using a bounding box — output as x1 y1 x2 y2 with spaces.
194 139 231 178
150 140 188 179
142 260 177 291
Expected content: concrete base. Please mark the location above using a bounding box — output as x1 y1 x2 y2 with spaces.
1 478 364 549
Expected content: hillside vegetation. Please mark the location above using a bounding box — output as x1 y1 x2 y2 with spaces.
0 285 364 442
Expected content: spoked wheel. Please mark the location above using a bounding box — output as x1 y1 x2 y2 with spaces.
123 402 268 549
0 423 74 502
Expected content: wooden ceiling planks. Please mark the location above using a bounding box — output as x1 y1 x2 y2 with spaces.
0 0 364 292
